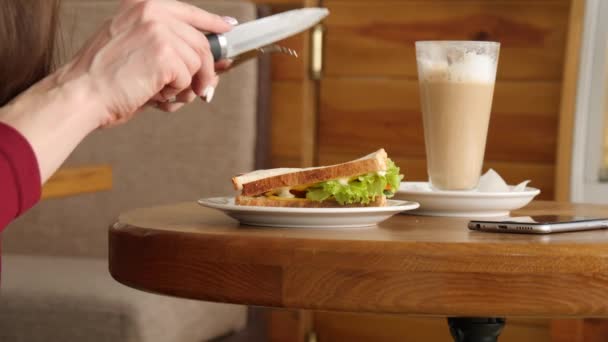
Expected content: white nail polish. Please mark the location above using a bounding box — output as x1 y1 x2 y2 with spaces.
222 16 239 26
203 86 215 103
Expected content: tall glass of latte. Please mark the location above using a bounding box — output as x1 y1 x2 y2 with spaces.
416 41 500 191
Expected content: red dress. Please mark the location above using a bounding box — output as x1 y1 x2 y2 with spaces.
0 122 42 273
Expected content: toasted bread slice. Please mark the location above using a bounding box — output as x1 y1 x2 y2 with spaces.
233 149 388 197
235 195 387 208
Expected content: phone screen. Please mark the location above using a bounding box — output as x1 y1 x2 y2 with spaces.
519 216 607 224
469 216 608 234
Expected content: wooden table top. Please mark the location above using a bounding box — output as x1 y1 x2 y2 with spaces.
109 201 608 318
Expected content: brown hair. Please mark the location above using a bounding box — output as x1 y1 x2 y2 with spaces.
0 0 61 106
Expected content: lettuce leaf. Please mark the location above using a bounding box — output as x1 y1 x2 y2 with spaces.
306 159 403 205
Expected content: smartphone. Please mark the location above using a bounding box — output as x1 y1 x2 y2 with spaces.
468 215 608 234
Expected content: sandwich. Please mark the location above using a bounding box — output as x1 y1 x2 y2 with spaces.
231 149 403 207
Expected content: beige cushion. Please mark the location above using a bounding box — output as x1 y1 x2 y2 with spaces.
0 255 247 342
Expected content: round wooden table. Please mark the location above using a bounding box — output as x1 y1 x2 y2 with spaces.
109 201 608 342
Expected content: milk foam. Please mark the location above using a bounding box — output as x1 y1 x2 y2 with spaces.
419 52 496 83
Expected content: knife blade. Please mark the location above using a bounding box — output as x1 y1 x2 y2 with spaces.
206 7 329 61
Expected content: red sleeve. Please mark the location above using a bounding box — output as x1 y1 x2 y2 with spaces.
0 122 41 232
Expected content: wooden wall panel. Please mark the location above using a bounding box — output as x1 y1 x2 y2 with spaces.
318 0 570 200
323 1 570 81
315 313 551 342
555 0 585 200
254 1 319 168
319 79 559 162
552 319 608 342
271 33 307 82
319 78 559 198
271 82 315 167
267 309 313 342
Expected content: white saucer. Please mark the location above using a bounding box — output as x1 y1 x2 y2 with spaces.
394 182 541 217
198 197 420 228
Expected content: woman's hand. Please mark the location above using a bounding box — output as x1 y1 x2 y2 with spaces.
0 0 237 182
55 0 235 128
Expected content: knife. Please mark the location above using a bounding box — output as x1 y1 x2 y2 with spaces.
206 7 329 61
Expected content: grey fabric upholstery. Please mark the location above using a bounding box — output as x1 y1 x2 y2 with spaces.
0 255 247 342
1 1 257 341
4 0 258 258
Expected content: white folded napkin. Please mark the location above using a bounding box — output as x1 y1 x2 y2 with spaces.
477 169 530 193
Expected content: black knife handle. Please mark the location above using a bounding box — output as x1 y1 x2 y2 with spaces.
205 33 226 61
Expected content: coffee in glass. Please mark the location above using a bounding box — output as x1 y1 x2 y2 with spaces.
416 41 500 191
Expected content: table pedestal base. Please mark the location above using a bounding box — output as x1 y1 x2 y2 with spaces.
448 317 506 342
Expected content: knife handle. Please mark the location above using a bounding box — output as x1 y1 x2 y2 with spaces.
205 33 228 61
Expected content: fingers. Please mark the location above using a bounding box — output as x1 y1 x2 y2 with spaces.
152 88 196 113
146 18 217 109
191 71 219 103
160 1 233 33
176 89 197 103
118 0 147 9
194 41 216 97
117 0 232 34
113 0 231 116
151 74 217 112
141 98 185 113
203 75 219 103
164 16 236 96
156 101 185 113
165 16 210 60
164 17 214 96
151 93 166 102
135 5 225 99
215 59 233 73
156 47 192 102
141 20 199 102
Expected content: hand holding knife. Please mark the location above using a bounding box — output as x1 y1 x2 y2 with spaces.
205 8 329 62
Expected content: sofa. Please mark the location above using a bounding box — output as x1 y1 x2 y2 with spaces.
0 1 264 341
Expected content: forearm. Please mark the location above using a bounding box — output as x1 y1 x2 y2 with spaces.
0 74 101 183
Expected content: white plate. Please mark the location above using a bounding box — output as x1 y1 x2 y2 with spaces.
394 182 541 217
197 197 420 228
